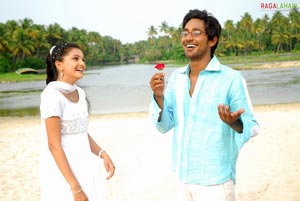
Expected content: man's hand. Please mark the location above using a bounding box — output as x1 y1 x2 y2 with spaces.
218 104 244 133
150 73 165 99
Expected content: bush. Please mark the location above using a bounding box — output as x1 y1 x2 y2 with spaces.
0 56 12 73
18 57 45 70
293 43 300 51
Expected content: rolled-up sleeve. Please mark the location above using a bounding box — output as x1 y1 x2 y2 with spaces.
231 75 260 149
149 95 162 124
149 95 174 134
149 71 178 134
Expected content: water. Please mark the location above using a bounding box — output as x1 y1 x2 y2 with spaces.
0 64 299 117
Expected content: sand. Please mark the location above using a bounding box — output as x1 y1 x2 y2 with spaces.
1 103 300 201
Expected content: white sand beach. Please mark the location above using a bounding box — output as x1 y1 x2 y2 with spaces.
1 103 300 201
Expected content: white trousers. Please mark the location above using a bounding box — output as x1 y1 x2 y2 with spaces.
176 179 235 201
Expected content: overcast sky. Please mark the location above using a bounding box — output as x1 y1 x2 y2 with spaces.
1 0 296 43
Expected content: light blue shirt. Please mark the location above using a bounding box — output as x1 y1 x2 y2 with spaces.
150 56 259 185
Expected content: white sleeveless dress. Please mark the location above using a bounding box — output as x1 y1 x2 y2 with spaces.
39 83 104 201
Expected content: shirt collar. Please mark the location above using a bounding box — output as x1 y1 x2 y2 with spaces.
179 56 221 74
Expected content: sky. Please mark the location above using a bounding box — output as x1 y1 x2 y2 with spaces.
1 0 298 44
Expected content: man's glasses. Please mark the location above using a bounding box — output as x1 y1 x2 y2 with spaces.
181 30 204 38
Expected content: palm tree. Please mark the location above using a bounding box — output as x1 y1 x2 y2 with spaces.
0 23 9 53
86 31 102 65
4 19 38 69
147 25 158 38
66 27 89 52
17 18 39 59
270 11 289 53
159 21 169 36
168 26 181 46
238 12 255 54
288 8 300 50
45 23 65 45
147 25 158 45
254 18 266 51
223 20 236 55
32 24 49 59
259 14 271 51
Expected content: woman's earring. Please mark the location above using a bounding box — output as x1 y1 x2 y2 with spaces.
60 71 64 81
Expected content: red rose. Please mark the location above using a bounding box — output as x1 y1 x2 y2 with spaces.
155 63 165 71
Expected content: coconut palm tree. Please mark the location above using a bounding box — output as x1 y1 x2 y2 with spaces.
5 18 38 69
31 24 49 59
223 20 236 55
86 31 102 65
45 23 65 45
147 25 158 45
159 21 169 36
237 12 255 54
270 11 289 53
66 27 89 52
254 18 266 51
288 8 300 50
0 23 9 53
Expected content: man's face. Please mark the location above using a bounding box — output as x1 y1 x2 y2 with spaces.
181 19 214 61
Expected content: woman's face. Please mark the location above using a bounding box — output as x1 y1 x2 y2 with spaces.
55 48 86 84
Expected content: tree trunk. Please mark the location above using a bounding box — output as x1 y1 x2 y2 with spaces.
276 41 282 54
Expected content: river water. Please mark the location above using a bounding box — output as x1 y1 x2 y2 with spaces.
0 64 299 117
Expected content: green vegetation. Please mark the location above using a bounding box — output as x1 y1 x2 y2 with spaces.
219 52 300 65
0 8 299 74
0 72 45 83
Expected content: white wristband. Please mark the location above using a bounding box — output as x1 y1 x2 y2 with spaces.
98 150 105 158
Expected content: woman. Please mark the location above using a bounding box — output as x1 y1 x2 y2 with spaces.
40 43 115 201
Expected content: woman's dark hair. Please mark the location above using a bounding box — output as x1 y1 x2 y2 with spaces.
45 43 82 85
182 9 221 57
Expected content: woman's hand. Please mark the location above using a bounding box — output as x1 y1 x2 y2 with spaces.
101 152 115 180
72 187 88 201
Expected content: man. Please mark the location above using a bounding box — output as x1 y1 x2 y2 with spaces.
149 9 259 201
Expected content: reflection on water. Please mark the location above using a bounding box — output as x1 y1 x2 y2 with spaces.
0 64 299 117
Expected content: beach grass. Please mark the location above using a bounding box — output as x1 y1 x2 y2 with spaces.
0 72 46 83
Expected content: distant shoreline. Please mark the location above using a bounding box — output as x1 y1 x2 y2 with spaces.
1 60 300 84
231 60 300 70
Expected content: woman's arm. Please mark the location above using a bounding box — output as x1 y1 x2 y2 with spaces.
88 134 115 179
45 116 87 200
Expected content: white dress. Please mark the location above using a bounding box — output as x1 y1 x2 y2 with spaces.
39 83 104 201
